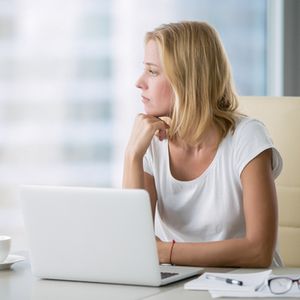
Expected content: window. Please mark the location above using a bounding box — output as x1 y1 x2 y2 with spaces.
0 0 269 251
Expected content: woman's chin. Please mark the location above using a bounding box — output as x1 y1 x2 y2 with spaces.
144 109 169 117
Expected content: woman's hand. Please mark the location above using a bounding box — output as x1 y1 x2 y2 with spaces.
126 114 169 160
122 114 169 188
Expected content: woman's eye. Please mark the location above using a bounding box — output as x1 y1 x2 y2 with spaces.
148 69 158 76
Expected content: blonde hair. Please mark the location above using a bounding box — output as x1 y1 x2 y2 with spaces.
145 21 239 145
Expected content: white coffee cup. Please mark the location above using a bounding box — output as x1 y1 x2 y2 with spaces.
0 235 11 262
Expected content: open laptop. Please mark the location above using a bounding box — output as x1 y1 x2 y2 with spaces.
20 185 203 286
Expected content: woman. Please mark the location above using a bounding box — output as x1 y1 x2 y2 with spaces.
123 21 282 267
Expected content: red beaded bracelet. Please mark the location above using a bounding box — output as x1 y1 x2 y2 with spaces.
169 240 176 265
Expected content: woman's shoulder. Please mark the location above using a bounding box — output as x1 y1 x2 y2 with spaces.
230 114 282 179
234 115 267 136
224 115 272 150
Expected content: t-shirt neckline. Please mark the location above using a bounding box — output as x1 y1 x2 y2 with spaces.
166 137 226 184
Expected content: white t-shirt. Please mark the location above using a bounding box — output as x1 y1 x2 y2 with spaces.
143 116 283 266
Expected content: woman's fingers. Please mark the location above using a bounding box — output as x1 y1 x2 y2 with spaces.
126 114 169 158
155 128 168 141
134 114 169 138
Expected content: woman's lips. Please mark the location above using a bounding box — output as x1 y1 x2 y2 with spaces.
141 96 150 103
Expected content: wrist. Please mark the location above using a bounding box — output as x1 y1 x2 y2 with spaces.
125 147 144 162
157 240 176 265
169 240 176 265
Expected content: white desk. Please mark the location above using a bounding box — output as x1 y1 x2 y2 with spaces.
1 252 300 300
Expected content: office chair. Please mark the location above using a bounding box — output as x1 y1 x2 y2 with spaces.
239 96 300 267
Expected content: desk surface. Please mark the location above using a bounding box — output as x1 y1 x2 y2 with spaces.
1 252 300 300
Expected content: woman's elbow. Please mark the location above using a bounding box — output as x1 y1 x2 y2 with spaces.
254 253 273 268
245 240 274 268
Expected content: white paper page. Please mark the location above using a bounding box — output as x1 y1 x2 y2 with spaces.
184 270 272 291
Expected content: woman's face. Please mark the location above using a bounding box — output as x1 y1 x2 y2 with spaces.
136 39 174 117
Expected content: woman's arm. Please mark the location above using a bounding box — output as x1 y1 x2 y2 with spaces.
122 114 168 189
144 173 158 220
157 149 278 267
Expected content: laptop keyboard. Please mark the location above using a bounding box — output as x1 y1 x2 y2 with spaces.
160 272 179 279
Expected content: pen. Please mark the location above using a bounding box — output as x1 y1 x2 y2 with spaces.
206 274 243 286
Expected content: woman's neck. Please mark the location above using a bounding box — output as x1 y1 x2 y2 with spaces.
171 124 222 154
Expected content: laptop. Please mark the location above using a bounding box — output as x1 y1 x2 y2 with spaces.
20 185 203 286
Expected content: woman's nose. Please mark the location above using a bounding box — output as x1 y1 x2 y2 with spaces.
135 74 147 90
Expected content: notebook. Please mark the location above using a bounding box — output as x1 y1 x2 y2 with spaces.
20 185 203 286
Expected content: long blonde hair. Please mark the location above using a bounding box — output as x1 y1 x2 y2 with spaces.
145 21 239 145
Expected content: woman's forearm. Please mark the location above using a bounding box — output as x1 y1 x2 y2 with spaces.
122 151 145 189
163 237 274 268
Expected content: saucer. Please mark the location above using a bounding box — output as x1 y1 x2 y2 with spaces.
0 254 25 270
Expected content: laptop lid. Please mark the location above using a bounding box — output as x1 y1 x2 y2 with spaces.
21 185 202 286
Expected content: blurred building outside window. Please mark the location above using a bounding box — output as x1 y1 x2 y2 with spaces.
0 0 270 251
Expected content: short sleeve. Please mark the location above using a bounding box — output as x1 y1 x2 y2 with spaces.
234 118 283 179
143 146 153 176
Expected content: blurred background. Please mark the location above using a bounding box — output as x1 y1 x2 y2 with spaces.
0 0 299 251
